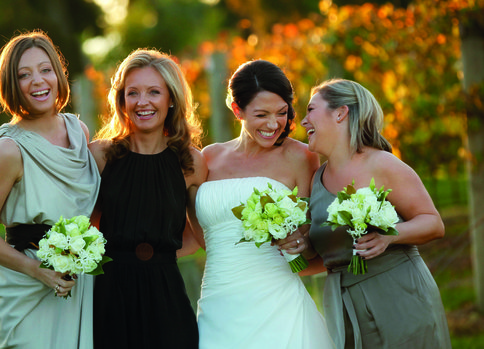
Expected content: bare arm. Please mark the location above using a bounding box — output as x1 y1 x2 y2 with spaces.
0 139 73 296
181 148 208 254
355 152 444 260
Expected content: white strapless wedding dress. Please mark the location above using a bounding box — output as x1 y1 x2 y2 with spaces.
196 177 334 349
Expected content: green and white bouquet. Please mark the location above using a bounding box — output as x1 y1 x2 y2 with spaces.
37 215 112 296
232 183 310 273
323 178 399 275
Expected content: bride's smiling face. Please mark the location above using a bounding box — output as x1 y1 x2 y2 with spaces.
239 91 288 147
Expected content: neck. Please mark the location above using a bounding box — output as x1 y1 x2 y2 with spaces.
129 132 168 154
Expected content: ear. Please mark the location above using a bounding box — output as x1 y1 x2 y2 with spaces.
231 102 242 119
336 105 349 123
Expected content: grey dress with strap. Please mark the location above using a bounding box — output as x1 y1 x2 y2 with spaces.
308 163 451 349
0 113 100 349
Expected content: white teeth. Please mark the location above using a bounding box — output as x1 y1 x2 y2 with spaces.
137 111 154 116
307 129 315 135
260 130 276 137
32 90 49 96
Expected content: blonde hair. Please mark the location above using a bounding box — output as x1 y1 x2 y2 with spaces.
94 49 201 174
311 78 392 154
0 30 70 123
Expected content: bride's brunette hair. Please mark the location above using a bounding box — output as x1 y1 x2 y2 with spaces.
0 30 70 123
94 48 202 175
226 60 296 145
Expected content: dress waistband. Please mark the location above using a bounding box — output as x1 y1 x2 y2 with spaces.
108 244 177 264
328 245 420 287
5 224 51 252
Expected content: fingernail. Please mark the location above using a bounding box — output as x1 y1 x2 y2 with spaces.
356 252 360 256
355 239 359 243
361 256 366 260
352 245 356 249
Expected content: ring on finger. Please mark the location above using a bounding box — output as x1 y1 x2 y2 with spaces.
54 284 60 294
296 239 301 245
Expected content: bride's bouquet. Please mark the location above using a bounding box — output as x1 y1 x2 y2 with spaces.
232 182 310 273
323 178 399 275
37 215 112 297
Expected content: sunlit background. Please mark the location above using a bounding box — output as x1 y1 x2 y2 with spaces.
1 1 484 346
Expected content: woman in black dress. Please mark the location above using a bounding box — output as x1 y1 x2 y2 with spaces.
89 49 207 348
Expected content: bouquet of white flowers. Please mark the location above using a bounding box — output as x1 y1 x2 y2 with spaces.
323 178 399 275
37 215 112 296
232 183 310 273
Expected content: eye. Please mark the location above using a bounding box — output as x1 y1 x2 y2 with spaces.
18 72 29 79
41 68 52 73
127 90 138 97
278 111 288 116
307 107 314 112
149 90 160 95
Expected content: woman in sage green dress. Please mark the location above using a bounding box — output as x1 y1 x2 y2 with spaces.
0 31 100 348
298 79 451 349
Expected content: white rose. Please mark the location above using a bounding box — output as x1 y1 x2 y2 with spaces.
47 232 68 250
64 223 81 237
51 255 72 273
69 235 86 254
369 203 399 229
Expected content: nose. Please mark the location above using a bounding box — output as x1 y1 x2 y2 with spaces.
136 93 148 106
267 115 278 129
301 115 309 128
31 71 42 85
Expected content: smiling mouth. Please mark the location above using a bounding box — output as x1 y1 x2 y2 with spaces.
136 111 155 119
31 89 49 98
307 128 315 136
259 130 277 138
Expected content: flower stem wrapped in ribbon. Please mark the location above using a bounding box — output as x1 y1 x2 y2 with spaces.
232 183 310 273
322 178 399 275
37 215 112 297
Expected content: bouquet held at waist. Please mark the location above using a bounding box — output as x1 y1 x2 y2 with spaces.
232 182 310 273
37 215 112 297
323 178 399 275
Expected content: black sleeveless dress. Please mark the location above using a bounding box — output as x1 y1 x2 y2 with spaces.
93 148 199 348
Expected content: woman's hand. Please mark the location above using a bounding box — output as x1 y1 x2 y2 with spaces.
353 231 397 260
33 263 76 297
272 229 307 255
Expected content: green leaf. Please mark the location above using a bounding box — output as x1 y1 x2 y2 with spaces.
235 237 250 245
260 194 274 209
39 261 52 270
87 255 113 276
385 226 399 236
231 205 244 220
346 182 356 195
337 211 354 228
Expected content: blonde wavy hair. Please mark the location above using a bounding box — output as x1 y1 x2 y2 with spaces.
94 49 201 174
311 78 392 154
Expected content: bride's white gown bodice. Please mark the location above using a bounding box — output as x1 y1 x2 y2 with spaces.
196 177 334 349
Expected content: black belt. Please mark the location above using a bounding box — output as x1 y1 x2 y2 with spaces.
5 224 51 252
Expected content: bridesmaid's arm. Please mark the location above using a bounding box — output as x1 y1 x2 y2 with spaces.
182 148 208 253
0 138 74 296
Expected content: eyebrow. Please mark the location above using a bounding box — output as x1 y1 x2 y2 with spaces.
18 61 52 70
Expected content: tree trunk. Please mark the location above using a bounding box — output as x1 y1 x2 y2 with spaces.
207 52 233 143
460 15 484 311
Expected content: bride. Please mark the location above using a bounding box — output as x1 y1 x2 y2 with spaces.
191 60 334 348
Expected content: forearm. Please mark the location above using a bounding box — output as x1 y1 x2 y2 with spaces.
0 239 41 278
392 213 445 246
